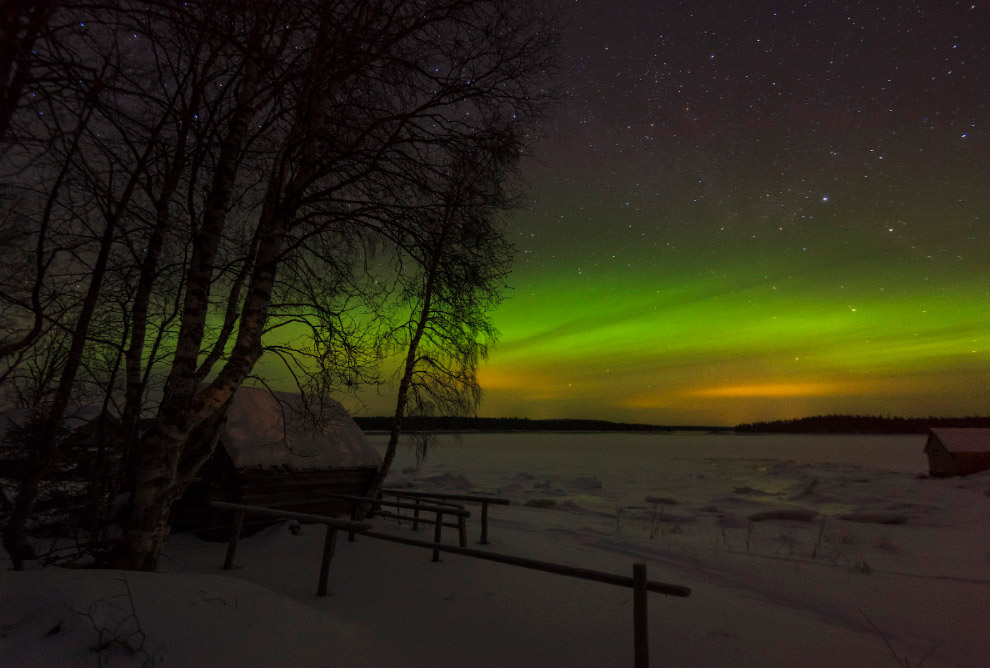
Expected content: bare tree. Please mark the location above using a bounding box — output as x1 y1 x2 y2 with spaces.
368 129 519 496
0 0 557 570
115 0 557 570
1 2 240 566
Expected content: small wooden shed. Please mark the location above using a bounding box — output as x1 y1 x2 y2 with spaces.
175 387 382 537
924 428 990 477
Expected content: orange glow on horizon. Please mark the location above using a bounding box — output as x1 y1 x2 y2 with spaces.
620 379 895 410
687 382 861 398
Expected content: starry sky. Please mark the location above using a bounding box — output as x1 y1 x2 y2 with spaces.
465 0 989 426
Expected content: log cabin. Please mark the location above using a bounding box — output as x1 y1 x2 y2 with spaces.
174 386 381 538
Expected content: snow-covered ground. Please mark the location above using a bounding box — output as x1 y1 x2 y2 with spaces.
3 432 989 667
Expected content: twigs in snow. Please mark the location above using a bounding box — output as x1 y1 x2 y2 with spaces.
859 609 938 668
72 574 158 667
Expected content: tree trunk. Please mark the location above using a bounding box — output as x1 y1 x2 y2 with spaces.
366 220 449 501
113 406 227 570
116 215 288 570
112 43 264 570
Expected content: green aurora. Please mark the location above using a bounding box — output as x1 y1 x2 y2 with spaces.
339 3 990 426
338 185 988 426
479 233 987 425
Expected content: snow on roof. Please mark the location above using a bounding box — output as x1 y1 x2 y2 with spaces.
222 387 381 471
928 428 990 453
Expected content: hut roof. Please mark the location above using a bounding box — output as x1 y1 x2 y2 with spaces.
222 387 381 471
928 428 990 453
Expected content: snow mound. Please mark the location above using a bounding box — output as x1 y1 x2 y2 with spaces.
733 486 780 496
836 512 909 525
0 568 393 668
569 475 603 490
748 509 820 522
421 471 473 489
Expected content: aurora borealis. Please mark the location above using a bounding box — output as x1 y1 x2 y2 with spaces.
469 1 989 425
349 1 989 426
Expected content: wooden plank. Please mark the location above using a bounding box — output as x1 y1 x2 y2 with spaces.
209 501 371 532
382 492 462 510
361 530 691 597
323 494 470 517
240 482 369 496
240 483 373 497
433 512 443 562
348 501 360 542
633 563 649 668
383 489 510 505
376 510 461 530
238 498 352 512
223 511 245 570
317 526 338 597
239 466 377 481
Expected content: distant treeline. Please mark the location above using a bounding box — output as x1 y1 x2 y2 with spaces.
734 415 990 434
354 414 990 434
352 416 730 433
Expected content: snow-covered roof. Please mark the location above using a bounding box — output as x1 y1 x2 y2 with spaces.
221 387 381 471
928 428 990 453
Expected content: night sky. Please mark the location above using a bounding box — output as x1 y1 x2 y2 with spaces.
466 1 989 425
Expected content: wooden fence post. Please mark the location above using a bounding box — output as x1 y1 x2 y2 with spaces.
348 501 359 542
317 526 338 597
633 562 649 668
223 511 245 570
480 502 490 544
457 511 468 548
432 511 443 562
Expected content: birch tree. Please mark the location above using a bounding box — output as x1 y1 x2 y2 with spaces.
113 0 557 570
0 0 556 570
369 130 518 496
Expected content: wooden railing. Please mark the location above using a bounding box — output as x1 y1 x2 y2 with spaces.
209 501 371 596
208 500 690 668
316 492 471 557
380 489 510 544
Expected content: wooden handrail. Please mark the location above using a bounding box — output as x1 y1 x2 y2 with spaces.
317 492 471 517
206 500 690 667
360 529 691 597
381 489 508 544
208 501 372 596
382 489 511 505
210 501 372 530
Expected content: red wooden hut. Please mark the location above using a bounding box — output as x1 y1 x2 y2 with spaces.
924 428 990 477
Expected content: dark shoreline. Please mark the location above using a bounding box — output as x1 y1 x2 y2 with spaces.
353 416 729 433
355 414 990 435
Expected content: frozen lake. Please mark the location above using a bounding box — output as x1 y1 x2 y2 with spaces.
372 431 930 515
371 431 928 476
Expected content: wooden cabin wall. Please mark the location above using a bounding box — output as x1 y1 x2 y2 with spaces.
238 467 378 514
173 463 378 540
926 448 956 477
950 452 990 476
